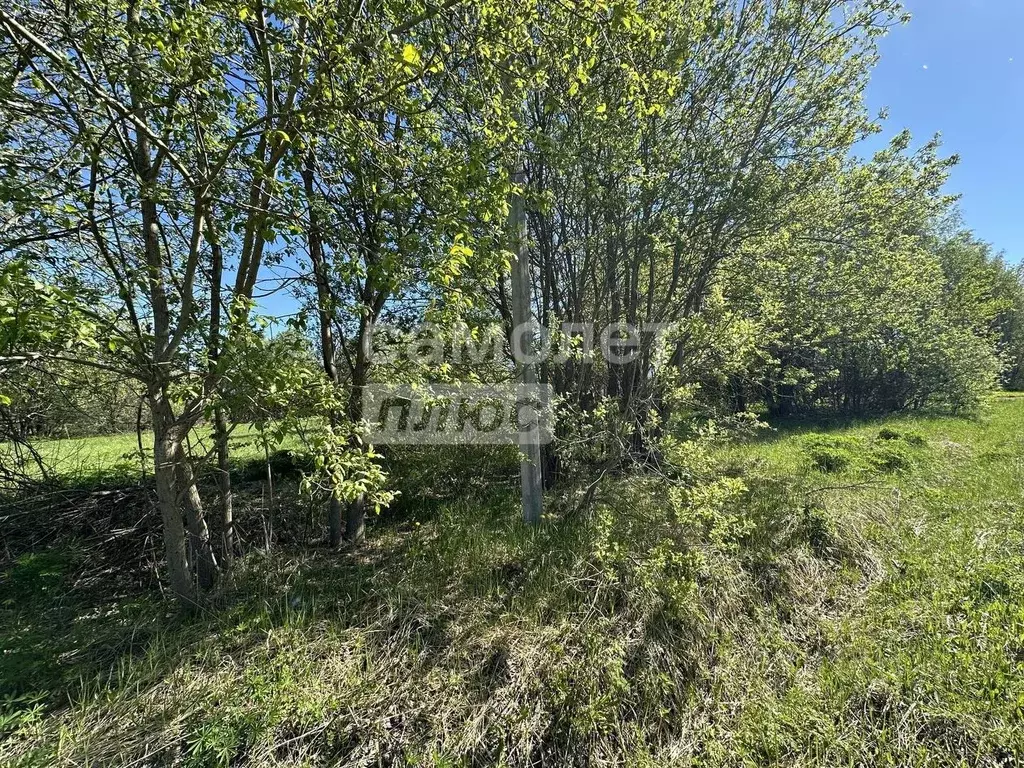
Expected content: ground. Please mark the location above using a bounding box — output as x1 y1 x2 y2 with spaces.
1 397 1023 766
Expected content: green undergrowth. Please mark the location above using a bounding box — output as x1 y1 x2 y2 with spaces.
2 401 1024 766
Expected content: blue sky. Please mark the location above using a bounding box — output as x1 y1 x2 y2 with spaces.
864 0 1023 263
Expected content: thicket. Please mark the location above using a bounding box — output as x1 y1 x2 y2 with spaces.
1 0 1023 609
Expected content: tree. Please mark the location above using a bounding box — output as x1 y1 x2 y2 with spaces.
0 0 323 603
294 0 535 542
514 0 904 465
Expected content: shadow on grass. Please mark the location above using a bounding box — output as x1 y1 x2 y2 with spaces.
737 408 962 446
0 443 523 717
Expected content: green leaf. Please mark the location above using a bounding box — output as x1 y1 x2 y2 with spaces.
401 43 421 67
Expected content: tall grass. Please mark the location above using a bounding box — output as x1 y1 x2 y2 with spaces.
2 401 1023 766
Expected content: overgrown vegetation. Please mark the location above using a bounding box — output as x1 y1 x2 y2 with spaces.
2 0 1024 764
3 0 1024 604
2 398 1023 765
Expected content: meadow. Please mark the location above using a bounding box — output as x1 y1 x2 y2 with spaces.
2 397 1023 766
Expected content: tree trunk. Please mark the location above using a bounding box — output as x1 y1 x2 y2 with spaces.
328 495 344 548
213 406 234 566
303 152 345 547
176 453 218 591
150 395 194 605
509 159 543 525
344 315 373 545
345 495 366 545
208 221 234 568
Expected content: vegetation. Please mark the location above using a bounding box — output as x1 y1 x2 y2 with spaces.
2 0 1024 764
2 397 1024 765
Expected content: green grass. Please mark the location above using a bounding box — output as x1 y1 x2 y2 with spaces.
1 424 299 488
2 402 1024 766
713 400 1024 765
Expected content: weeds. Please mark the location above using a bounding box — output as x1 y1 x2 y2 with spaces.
2 402 1024 765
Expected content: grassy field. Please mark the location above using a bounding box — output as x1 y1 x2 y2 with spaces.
1 423 296 488
2 398 1024 766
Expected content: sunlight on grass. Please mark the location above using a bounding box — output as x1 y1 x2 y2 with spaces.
3 401 1024 765
3 424 304 486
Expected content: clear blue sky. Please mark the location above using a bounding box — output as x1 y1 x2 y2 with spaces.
864 0 1023 263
